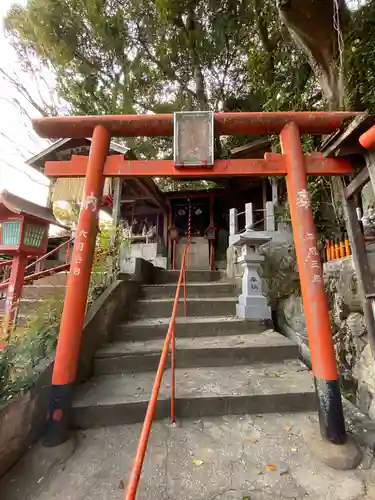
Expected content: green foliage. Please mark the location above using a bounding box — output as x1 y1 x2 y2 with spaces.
0 223 124 402
88 223 124 305
5 0 374 125
307 177 343 239
345 0 375 110
0 293 64 402
4 0 316 157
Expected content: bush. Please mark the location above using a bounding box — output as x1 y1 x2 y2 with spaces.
0 293 64 402
0 223 123 402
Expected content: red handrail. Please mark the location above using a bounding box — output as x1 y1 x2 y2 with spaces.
24 237 73 273
124 244 188 500
0 263 70 291
0 237 73 288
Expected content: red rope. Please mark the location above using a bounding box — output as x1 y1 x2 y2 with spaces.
187 199 192 243
187 199 192 270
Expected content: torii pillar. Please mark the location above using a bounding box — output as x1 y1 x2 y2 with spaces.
44 125 110 446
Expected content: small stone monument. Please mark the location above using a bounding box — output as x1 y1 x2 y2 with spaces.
230 203 272 320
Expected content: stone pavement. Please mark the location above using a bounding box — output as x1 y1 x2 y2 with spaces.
2 412 375 500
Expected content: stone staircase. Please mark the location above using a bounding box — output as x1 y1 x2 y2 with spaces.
71 270 316 428
0 272 68 327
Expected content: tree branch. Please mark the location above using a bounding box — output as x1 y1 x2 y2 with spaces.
0 68 52 116
175 9 208 108
135 21 198 102
253 0 276 84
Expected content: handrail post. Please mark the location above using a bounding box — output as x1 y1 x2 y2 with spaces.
2 255 27 339
183 265 187 317
171 323 176 424
124 246 187 500
245 202 254 230
265 201 275 232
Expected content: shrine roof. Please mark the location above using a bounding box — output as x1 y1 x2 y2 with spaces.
26 137 133 172
0 190 68 229
26 137 166 210
321 111 374 158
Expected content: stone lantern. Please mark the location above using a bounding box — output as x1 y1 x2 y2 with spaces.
230 202 271 320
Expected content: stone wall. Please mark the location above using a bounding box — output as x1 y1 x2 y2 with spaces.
276 255 375 417
0 258 154 479
0 360 52 479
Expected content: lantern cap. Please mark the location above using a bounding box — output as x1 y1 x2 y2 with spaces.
0 190 68 229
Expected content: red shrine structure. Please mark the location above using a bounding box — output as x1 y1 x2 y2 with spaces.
0 190 67 337
28 111 365 455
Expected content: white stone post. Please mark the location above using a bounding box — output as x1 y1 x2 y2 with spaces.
266 201 275 232
229 208 238 236
245 203 254 230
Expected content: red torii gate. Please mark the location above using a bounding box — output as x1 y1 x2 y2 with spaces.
33 111 358 448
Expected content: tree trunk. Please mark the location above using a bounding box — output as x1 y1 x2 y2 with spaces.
277 0 350 110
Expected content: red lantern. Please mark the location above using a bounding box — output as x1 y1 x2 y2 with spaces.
0 191 65 256
0 190 68 336
168 226 180 242
205 225 216 241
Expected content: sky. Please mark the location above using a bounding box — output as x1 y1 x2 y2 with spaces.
0 0 50 206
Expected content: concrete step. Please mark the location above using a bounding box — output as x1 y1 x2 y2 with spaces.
133 297 237 319
114 316 268 341
72 359 316 428
21 285 66 300
154 270 222 284
141 282 237 300
94 330 298 374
